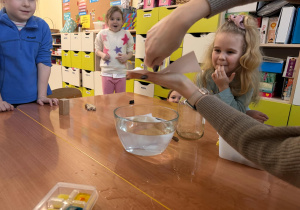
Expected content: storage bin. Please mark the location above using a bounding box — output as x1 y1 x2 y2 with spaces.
154 84 170 98
187 14 219 33
136 8 159 34
71 51 82 69
82 52 95 71
82 70 95 89
82 32 96 52
61 50 72 67
135 34 146 59
134 80 154 97
82 87 95 97
61 33 71 50
71 33 82 51
261 61 284 73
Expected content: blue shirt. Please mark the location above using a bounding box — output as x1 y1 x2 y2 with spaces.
0 8 52 104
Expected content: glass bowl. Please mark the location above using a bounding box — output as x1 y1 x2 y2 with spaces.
114 104 178 156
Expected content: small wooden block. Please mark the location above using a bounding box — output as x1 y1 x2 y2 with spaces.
85 103 96 111
59 99 70 115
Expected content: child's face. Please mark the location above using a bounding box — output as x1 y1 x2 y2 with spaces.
4 0 36 22
168 91 182 103
107 11 123 32
212 32 244 76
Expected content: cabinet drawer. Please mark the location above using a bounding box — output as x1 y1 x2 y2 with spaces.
187 14 219 33
134 80 154 97
82 52 95 71
249 100 291 126
288 105 300 126
135 58 153 72
82 70 95 89
154 84 170 98
137 8 159 34
170 47 182 62
62 50 72 67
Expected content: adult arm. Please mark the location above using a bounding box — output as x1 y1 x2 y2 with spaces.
126 71 300 188
144 0 263 67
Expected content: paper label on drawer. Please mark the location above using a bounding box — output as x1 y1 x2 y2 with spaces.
85 55 90 58
144 14 151 18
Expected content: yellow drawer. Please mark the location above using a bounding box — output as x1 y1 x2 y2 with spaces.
62 82 75 88
74 86 83 95
184 72 197 82
187 14 219 33
288 105 300 126
154 84 170 98
62 50 72 67
170 47 182 61
135 58 153 72
126 79 134 93
154 95 167 101
137 8 159 34
82 52 95 71
249 100 291 126
158 6 176 20
82 87 95 97
71 51 83 69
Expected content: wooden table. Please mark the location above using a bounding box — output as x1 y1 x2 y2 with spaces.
2 93 300 209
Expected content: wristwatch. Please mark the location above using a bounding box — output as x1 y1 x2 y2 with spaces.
184 88 210 110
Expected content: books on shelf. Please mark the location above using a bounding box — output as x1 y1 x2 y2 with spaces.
281 78 294 101
275 6 296 44
266 17 279 43
282 56 297 78
260 17 269 44
291 7 300 44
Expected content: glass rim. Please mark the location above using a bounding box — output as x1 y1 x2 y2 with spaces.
113 104 179 123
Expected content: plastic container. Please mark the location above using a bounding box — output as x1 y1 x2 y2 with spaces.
218 135 260 169
93 21 105 30
34 182 98 210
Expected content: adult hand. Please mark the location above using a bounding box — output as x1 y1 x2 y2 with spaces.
127 71 197 99
0 100 14 112
144 0 210 68
246 110 269 123
37 96 59 106
211 65 235 92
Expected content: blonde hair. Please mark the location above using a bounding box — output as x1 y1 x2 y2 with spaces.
197 15 262 104
105 6 123 25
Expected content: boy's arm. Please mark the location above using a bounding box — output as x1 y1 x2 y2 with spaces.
0 93 14 112
36 63 58 106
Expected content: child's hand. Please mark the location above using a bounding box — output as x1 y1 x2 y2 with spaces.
116 53 128 64
102 53 110 61
246 110 269 123
0 100 14 112
211 65 235 92
37 96 59 106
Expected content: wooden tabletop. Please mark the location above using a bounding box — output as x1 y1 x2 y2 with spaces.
3 92 300 209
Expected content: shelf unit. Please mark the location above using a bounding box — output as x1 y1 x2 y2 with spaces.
49 33 63 90
259 44 300 105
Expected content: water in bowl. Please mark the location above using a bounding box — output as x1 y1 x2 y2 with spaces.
116 115 175 156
